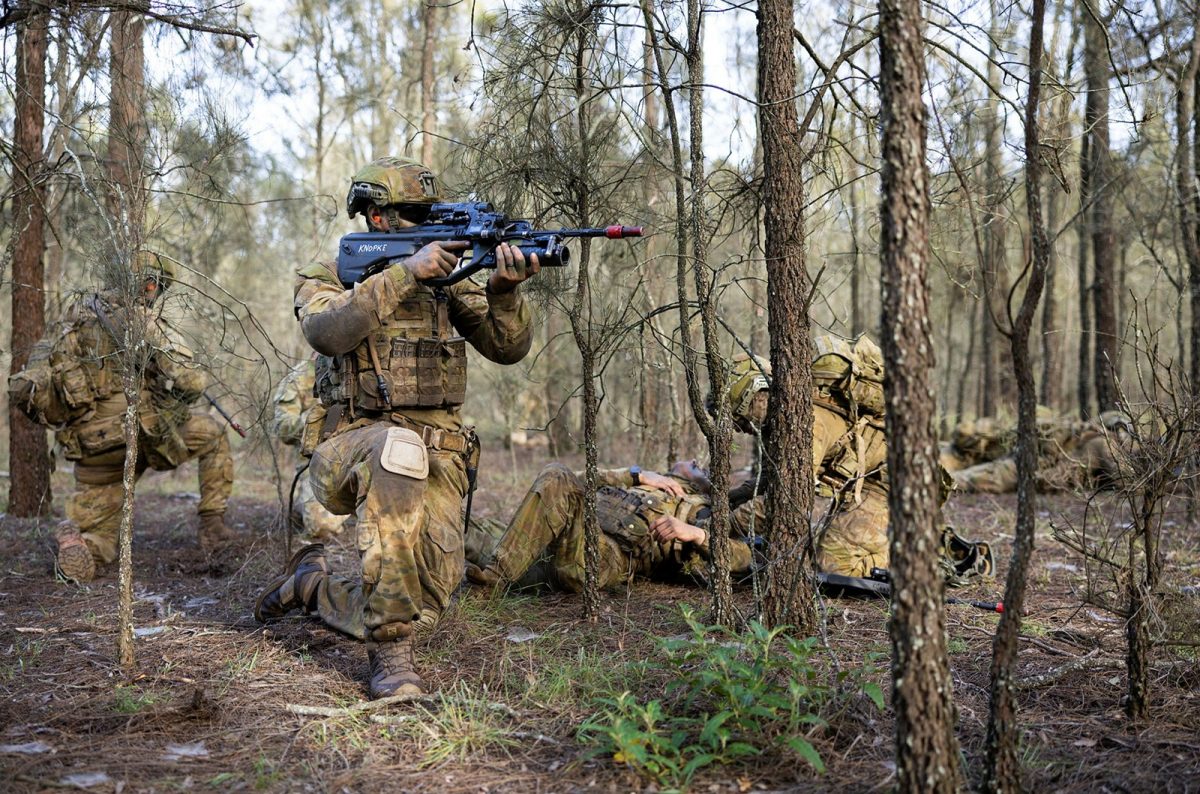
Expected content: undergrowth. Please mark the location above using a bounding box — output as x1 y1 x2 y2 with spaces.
578 606 884 790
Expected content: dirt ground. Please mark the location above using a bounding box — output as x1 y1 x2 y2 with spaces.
2 444 1199 793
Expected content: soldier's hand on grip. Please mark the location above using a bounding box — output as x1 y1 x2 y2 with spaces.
404 240 470 281
488 242 541 294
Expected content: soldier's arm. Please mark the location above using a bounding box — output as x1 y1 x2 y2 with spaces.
649 514 754 574
294 262 420 356
446 279 533 365
272 372 305 446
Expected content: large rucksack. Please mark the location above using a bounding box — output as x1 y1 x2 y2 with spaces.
8 316 114 429
811 334 886 418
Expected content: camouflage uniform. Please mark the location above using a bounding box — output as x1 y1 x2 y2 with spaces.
272 360 345 542
24 273 235 578
465 464 755 593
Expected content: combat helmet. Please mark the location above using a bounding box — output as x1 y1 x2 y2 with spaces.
346 157 444 219
727 353 771 422
1098 410 1134 435
130 250 176 283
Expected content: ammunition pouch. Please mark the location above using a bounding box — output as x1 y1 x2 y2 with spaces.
595 486 709 556
353 335 467 411
59 411 127 460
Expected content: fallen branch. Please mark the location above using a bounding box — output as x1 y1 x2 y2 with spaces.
1016 649 1122 690
287 693 519 719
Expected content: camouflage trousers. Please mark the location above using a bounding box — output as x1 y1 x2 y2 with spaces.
952 457 1018 494
67 412 233 564
467 464 636 593
290 468 349 544
306 421 467 639
815 483 890 578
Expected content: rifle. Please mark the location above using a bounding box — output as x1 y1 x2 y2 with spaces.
817 568 1003 613
204 392 247 438
336 201 643 288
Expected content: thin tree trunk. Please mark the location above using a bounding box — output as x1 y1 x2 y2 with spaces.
1077 113 1093 419
420 0 438 166
1182 27 1200 388
956 290 977 423
686 0 733 625
116 375 141 670
980 8 1007 418
849 115 864 335
879 0 961 786
1084 0 1118 411
7 5 52 518
984 1 1050 787
758 0 816 632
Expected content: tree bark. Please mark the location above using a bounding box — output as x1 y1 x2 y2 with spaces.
879 0 961 787
1084 0 1118 411
1076 125 1093 419
984 1 1050 787
1181 27 1200 390
419 0 438 166
107 9 147 239
7 4 52 518
757 0 816 632
980 8 1009 418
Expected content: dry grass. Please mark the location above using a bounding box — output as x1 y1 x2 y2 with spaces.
1 443 1199 792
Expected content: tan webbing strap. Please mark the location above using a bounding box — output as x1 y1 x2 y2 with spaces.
388 413 470 454
435 290 451 340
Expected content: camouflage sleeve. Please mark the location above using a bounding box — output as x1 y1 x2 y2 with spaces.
690 532 754 574
294 261 419 356
447 280 533 364
272 371 305 446
147 319 208 402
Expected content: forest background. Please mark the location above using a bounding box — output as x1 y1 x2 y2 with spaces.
1 0 1185 470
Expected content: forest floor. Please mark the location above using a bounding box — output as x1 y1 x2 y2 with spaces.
2 442 1199 793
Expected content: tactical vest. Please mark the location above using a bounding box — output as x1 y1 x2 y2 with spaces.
595 485 710 559
316 288 466 412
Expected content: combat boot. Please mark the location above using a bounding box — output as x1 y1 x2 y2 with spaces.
367 633 424 699
197 512 235 555
464 561 503 589
54 521 96 584
254 544 328 622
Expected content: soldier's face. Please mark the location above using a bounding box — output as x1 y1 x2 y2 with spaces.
141 276 162 305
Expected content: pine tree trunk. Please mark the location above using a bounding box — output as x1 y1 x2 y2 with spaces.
108 9 146 237
7 6 52 518
757 0 816 632
1076 120 1093 419
420 0 438 166
984 1 1050 787
1084 1 1118 412
879 0 961 786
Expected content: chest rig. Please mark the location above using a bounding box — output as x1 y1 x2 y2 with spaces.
318 287 467 413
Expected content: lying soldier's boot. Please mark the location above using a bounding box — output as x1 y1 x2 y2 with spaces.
254 544 328 622
464 561 502 589
197 512 236 555
367 633 424 699
54 521 96 584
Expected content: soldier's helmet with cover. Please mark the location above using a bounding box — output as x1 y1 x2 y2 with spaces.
727 353 771 430
346 156 445 219
130 250 176 282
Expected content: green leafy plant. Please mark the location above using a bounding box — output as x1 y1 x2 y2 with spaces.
578 606 882 789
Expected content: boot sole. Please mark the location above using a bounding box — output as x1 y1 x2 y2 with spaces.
253 571 294 623
56 544 96 584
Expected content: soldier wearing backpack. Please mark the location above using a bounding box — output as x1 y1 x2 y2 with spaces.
8 252 236 583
